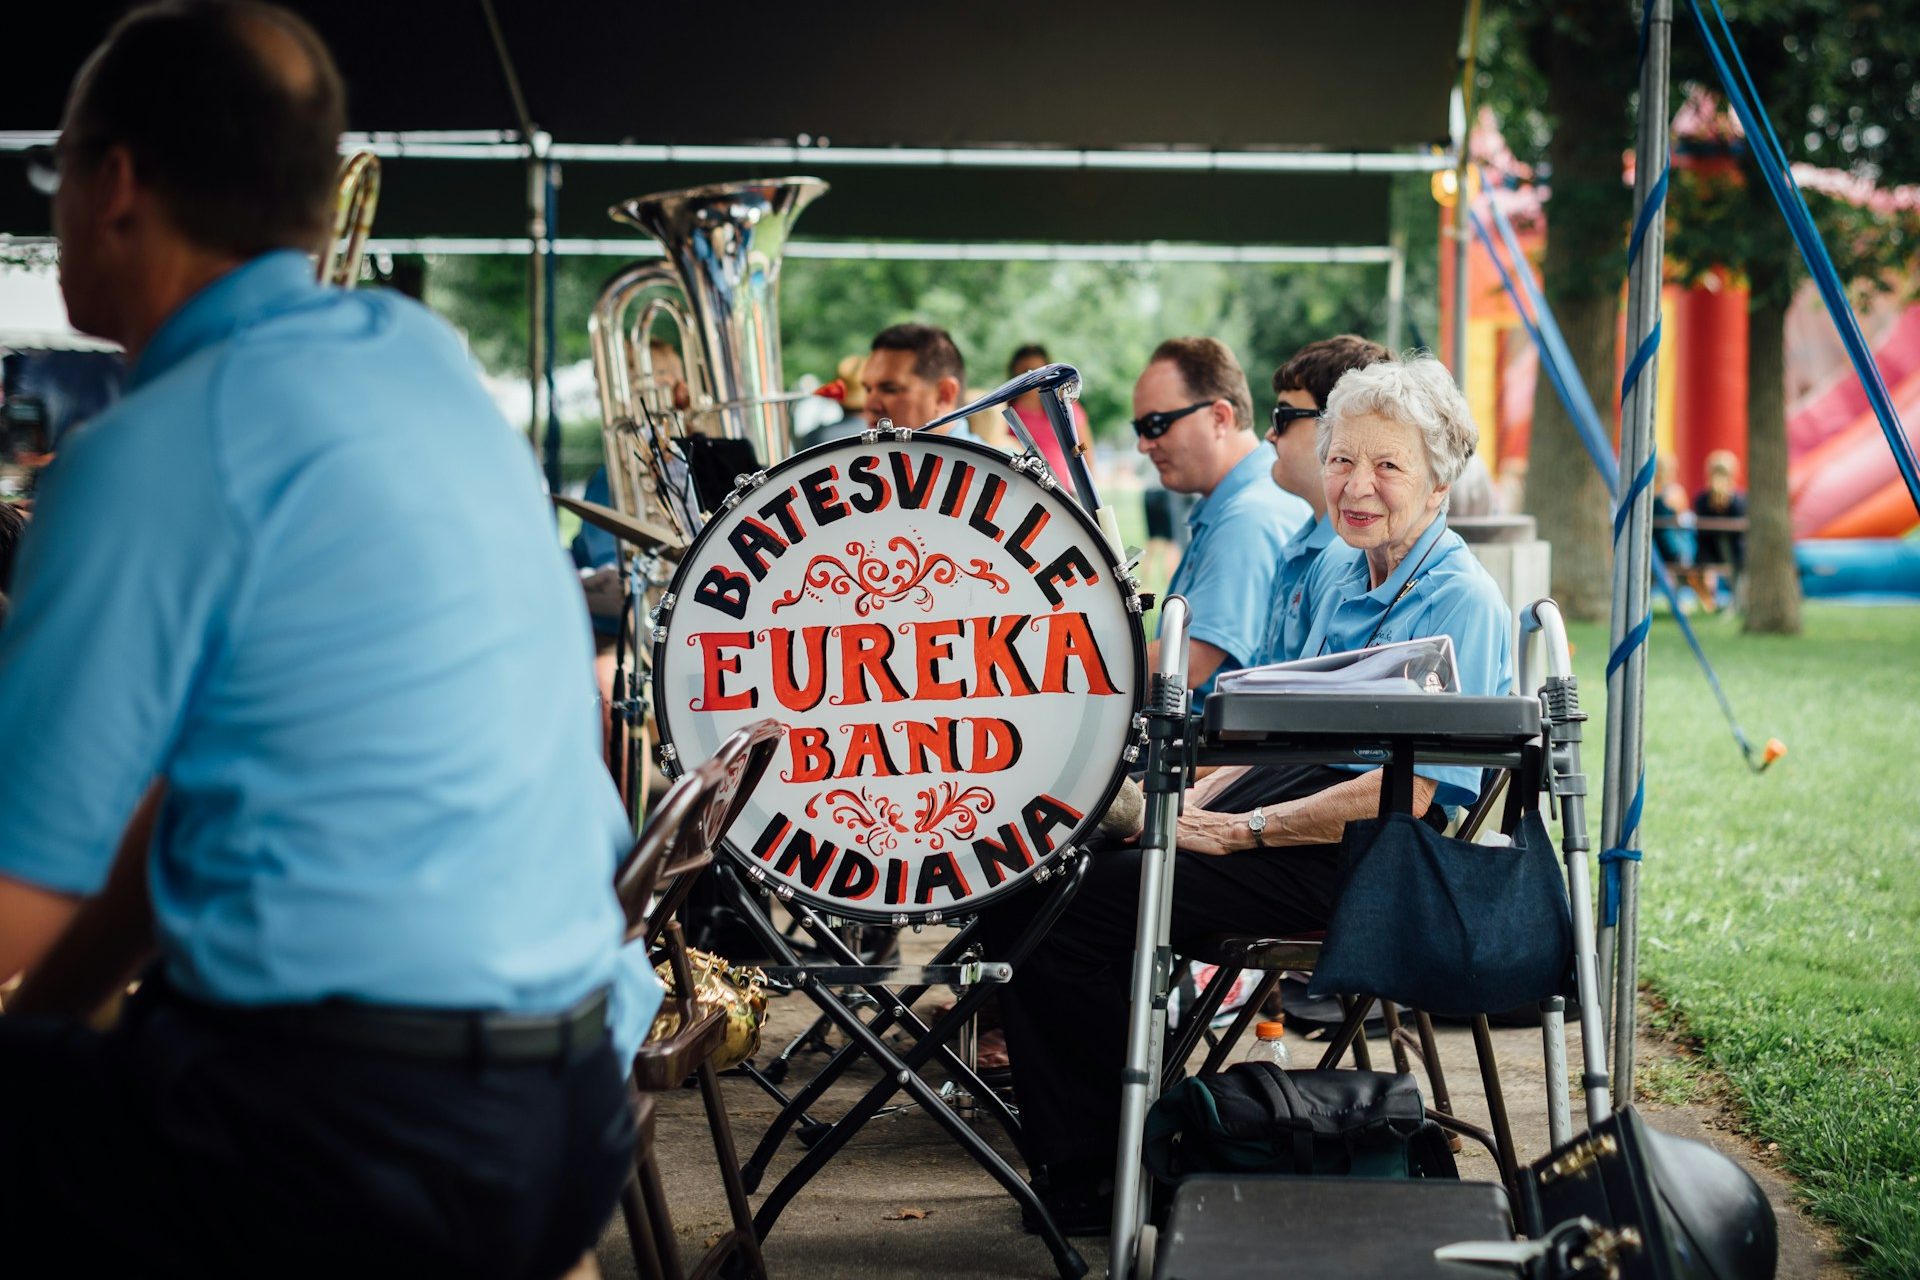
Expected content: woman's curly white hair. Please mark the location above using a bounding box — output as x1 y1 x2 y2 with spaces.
1316 351 1478 489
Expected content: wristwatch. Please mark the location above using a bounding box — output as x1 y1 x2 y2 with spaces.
1247 808 1268 845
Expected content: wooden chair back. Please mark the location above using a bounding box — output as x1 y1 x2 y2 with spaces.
646 718 783 948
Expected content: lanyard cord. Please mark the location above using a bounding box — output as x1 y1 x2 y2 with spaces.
1321 532 1442 656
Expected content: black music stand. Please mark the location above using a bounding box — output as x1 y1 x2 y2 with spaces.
1108 598 1612 1280
713 857 1095 1280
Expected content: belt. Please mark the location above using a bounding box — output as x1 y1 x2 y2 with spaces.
160 981 612 1066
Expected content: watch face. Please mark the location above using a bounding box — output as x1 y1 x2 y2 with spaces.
1248 810 1267 832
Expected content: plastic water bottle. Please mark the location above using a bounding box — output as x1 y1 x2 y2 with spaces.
1242 1018 1291 1069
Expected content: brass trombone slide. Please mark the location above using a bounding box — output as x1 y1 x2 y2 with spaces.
320 151 380 288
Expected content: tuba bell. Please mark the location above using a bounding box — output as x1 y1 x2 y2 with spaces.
588 177 828 552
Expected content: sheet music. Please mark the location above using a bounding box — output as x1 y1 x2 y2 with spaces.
1214 635 1459 696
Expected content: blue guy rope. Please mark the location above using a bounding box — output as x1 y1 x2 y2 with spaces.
1472 179 1778 923
1687 0 1920 520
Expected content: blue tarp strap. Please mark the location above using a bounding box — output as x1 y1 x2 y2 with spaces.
1467 205 1618 491
1599 842 1644 927
1473 173 1758 775
1614 451 1658 543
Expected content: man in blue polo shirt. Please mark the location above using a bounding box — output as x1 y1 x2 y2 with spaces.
1253 335 1393 665
0 5 632 1272
1134 337 1308 694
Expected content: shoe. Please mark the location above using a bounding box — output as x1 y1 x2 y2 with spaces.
1019 1162 1114 1238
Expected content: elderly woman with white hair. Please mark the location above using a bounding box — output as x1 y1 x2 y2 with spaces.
989 354 1513 1233
1176 353 1514 852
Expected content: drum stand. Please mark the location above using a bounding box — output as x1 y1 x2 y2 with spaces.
714 859 1095 1280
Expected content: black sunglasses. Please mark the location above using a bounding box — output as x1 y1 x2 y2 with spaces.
1130 400 1215 440
1268 404 1323 438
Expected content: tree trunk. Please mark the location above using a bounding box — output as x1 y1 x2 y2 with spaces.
1743 286 1801 633
1523 13 1633 622
1526 292 1619 620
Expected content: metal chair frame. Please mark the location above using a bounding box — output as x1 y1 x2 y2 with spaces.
612 719 784 1280
1161 759 1544 1195
1107 598 1612 1280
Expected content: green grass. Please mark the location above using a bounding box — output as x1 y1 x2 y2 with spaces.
1563 604 1920 1279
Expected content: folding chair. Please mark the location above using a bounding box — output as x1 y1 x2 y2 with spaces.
612 718 782 1280
1161 761 1546 1196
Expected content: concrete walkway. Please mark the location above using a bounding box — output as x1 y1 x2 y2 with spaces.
598 928 1845 1279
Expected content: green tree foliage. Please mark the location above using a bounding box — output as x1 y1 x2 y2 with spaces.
1476 0 1919 632
423 182 1444 450
1664 0 1920 635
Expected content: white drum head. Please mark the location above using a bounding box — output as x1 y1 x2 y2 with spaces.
653 434 1144 922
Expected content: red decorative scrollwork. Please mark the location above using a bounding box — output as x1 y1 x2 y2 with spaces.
770 536 1010 615
912 780 997 852
804 786 908 855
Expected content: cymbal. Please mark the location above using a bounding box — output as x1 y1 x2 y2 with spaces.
552 494 686 553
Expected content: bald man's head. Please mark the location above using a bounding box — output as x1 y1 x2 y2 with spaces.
64 1 345 257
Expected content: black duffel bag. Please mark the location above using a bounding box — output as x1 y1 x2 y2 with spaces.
1143 1064 1457 1183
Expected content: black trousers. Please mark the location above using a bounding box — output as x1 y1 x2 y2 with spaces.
0 982 633 1278
987 764 1355 1172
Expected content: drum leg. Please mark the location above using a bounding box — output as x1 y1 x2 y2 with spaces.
717 869 1044 1182
750 970 1086 1280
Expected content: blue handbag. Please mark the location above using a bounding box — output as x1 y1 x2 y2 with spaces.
1308 808 1574 1017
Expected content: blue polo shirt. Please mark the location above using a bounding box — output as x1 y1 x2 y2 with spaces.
1297 515 1514 807
1162 445 1310 695
1252 512 1340 666
0 251 635 1016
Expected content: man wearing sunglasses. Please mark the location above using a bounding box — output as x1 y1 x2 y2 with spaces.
1255 335 1393 665
0 3 633 1271
1134 337 1309 694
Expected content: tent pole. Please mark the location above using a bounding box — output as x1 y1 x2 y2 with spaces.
1448 0 1482 388
540 149 560 497
526 143 547 468
1450 204 1469 388
1386 229 1407 353
1601 0 1672 1103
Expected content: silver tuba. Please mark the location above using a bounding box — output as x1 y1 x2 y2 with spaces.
588 177 828 552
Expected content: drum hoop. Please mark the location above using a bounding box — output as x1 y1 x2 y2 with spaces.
650 431 1147 924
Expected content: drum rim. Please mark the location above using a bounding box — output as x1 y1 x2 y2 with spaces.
650 430 1148 924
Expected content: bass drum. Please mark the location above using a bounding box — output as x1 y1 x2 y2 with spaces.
652 433 1145 923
